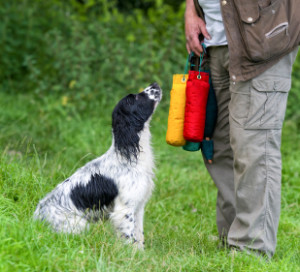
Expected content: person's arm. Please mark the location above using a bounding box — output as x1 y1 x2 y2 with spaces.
185 0 211 56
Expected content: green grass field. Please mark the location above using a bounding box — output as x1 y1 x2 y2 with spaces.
0 91 299 272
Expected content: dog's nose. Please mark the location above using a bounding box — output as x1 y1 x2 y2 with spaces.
150 82 160 89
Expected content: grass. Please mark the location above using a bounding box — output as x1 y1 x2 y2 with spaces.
0 91 299 272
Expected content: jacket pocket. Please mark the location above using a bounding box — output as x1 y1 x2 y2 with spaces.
244 77 291 129
235 0 290 62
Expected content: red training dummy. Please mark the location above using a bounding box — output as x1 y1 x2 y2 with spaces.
183 70 210 142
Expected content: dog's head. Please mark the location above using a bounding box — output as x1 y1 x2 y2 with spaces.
112 83 162 162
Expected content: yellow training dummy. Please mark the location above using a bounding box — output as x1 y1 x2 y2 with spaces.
166 74 188 146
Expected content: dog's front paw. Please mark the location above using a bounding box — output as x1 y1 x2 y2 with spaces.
122 235 144 250
132 240 145 251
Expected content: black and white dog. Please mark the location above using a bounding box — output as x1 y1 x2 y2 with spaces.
34 83 162 249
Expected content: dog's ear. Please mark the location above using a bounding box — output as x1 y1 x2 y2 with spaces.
112 102 140 162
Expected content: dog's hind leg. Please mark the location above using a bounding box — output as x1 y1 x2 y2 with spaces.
109 200 137 244
36 206 89 234
57 213 89 234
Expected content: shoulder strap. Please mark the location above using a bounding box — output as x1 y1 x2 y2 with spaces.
193 0 205 19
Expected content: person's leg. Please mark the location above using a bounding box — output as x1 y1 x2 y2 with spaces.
204 46 236 240
227 48 299 257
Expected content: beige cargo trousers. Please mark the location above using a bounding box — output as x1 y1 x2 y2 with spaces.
205 46 298 258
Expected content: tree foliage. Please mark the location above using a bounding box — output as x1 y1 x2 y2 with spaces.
0 0 186 110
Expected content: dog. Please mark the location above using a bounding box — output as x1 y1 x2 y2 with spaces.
34 83 162 249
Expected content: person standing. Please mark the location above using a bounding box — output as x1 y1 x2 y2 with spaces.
185 0 299 258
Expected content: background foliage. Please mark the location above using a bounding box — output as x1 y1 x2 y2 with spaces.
0 0 186 113
1 0 300 122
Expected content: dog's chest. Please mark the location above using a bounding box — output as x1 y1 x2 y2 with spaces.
115 163 154 203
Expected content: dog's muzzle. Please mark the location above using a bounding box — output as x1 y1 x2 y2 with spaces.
144 82 162 103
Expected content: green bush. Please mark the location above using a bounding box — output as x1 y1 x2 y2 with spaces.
0 0 186 112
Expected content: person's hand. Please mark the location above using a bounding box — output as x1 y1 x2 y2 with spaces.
185 5 211 56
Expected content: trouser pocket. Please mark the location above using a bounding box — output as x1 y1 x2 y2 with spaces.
229 77 291 129
245 78 291 129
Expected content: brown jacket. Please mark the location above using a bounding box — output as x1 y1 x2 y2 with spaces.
194 0 300 81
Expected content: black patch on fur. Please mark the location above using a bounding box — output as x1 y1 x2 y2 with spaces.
70 173 118 211
112 92 155 161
